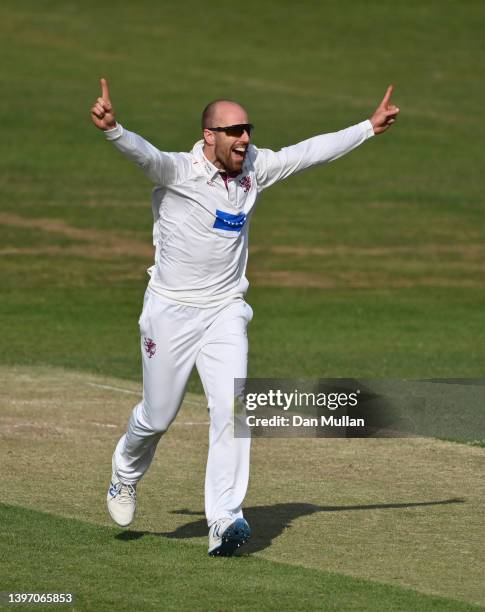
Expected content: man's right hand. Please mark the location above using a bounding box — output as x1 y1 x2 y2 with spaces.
90 78 116 131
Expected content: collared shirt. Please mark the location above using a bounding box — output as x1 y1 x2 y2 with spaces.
105 120 374 307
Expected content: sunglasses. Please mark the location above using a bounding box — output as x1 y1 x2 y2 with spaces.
207 123 254 137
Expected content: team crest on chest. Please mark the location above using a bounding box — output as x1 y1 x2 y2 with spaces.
239 176 251 193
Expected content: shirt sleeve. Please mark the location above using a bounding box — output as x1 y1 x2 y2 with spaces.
253 119 374 192
104 123 191 186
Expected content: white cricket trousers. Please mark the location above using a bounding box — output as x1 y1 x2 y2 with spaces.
112 288 253 526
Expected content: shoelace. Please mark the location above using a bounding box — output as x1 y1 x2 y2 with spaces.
110 481 136 504
212 519 232 538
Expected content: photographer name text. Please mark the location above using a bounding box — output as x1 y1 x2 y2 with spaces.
246 415 365 427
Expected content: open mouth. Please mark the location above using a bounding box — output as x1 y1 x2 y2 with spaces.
232 146 247 160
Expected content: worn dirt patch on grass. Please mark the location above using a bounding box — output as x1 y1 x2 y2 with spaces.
248 268 485 289
2 213 484 288
0 213 153 259
252 243 485 259
1 365 484 605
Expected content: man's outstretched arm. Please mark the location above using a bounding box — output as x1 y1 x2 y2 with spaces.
90 78 188 186
254 85 400 192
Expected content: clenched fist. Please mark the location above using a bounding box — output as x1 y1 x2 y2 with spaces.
91 78 116 131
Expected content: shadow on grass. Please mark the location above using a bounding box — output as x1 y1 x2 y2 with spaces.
116 497 464 553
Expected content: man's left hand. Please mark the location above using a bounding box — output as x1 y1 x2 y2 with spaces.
370 85 400 134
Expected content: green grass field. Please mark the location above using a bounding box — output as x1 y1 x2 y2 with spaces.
1 0 484 609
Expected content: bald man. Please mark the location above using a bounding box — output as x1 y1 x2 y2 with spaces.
91 79 399 556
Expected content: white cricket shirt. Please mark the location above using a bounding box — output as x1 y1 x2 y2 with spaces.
105 120 374 307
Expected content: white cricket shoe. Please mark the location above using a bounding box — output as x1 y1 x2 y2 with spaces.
208 517 251 557
107 462 137 527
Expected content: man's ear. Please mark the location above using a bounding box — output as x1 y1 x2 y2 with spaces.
203 128 215 146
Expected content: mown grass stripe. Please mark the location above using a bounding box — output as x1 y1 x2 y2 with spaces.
0 504 481 612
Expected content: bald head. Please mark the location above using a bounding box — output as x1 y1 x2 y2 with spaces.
201 99 248 130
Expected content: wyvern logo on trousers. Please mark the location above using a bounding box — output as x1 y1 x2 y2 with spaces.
144 337 156 358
